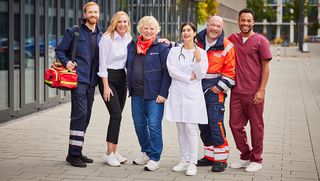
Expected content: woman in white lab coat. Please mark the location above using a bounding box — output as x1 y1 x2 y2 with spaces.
165 22 208 176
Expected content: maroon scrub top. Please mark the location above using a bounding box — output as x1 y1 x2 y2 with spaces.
228 33 272 95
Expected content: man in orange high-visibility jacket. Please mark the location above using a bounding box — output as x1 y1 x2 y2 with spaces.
195 16 236 172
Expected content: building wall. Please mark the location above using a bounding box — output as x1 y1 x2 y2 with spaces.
218 0 246 36
197 0 246 37
0 0 197 124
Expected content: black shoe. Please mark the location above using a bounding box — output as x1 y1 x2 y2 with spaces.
211 162 228 172
66 155 87 168
80 155 94 163
197 157 213 166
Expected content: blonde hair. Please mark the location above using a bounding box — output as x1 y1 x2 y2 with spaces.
83 2 99 13
136 16 161 34
105 11 131 39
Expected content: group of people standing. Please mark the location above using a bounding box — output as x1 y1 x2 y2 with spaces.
55 1 272 176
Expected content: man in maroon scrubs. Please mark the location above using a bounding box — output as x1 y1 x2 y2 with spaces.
228 8 272 172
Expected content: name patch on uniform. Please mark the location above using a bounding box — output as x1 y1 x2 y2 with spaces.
150 52 159 55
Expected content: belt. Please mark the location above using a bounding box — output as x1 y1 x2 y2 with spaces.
205 73 220 79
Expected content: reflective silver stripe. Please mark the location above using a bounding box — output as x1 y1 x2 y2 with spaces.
205 74 220 79
205 149 214 157
69 140 83 147
214 153 229 161
221 76 235 85
213 146 230 153
218 80 230 90
70 130 85 137
221 43 234 56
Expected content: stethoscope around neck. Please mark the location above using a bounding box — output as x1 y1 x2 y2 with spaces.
178 43 198 62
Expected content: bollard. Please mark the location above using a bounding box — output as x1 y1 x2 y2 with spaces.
277 46 280 62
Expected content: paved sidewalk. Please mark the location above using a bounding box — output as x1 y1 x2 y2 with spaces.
0 43 320 181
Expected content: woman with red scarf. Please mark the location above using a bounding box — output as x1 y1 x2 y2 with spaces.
126 16 171 171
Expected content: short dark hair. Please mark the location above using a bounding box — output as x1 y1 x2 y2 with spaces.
239 8 255 19
180 22 197 33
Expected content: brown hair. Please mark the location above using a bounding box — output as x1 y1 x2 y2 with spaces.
180 22 197 33
83 2 99 13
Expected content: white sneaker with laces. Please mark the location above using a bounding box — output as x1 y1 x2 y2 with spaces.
103 152 121 167
144 160 160 171
245 162 262 172
172 161 188 172
133 152 149 165
230 159 250 169
114 152 127 163
186 163 197 176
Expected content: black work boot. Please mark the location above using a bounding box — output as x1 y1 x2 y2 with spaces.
211 162 227 172
66 155 87 167
80 155 94 163
197 157 213 166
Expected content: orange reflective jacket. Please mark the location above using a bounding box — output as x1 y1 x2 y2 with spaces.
195 30 236 92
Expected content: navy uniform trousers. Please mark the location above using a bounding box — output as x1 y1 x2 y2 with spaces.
199 78 229 163
68 83 95 156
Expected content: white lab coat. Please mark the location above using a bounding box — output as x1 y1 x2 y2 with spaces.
165 44 208 124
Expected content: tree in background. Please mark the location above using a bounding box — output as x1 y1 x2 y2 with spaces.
197 0 219 25
247 0 276 22
283 0 311 44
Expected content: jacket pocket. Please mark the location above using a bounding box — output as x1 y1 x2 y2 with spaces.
145 69 162 81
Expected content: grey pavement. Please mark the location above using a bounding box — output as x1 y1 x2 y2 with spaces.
1 43 320 181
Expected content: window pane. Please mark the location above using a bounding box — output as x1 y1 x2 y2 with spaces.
14 0 21 110
48 0 57 97
25 0 35 104
0 0 9 110
39 0 45 103
67 0 75 27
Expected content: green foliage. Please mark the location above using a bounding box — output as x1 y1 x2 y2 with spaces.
197 0 219 25
309 21 320 35
247 0 276 22
283 0 311 22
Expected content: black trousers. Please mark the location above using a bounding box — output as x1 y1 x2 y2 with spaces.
98 69 127 144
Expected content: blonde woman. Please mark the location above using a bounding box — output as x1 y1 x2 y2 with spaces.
98 11 132 167
126 16 171 171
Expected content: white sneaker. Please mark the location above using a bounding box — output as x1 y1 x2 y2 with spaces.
133 152 149 165
230 159 250 169
103 152 120 167
144 160 160 171
172 161 188 172
114 152 127 164
186 163 197 176
245 162 262 172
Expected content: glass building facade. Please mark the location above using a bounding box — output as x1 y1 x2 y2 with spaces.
0 0 197 123
255 0 320 42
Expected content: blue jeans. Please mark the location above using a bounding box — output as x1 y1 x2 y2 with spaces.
131 96 164 161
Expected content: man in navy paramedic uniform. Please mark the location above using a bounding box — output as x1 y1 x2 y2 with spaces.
55 2 102 167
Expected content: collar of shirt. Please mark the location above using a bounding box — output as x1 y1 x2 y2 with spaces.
82 23 98 34
114 31 130 41
205 36 217 51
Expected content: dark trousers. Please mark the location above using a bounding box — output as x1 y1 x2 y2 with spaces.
199 92 227 147
68 83 95 156
98 69 127 144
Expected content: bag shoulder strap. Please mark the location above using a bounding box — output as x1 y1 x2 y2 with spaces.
71 25 80 63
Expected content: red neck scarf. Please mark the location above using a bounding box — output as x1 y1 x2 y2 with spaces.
136 35 155 55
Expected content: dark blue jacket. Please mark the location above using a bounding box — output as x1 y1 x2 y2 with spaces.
126 36 171 99
55 24 103 86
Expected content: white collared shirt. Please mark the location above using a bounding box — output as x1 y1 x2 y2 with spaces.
98 31 132 78
205 36 217 51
